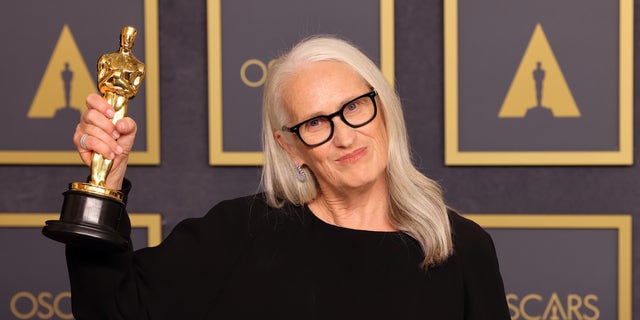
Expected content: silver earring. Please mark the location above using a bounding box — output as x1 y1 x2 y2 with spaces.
295 163 307 182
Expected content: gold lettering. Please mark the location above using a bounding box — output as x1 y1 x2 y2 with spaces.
54 291 74 319
507 293 520 319
542 292 568 320
567 294 583 320
582 294 600 320
240 58 277 87
240 59 267 87
37 291 55 319
10 291 37 319
520 293 542 320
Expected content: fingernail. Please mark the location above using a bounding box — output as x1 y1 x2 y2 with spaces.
109 152 115 159
116 145 124 154
112 131 120 139
106 109 115 118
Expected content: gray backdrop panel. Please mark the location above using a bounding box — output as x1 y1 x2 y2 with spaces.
0 1 638 319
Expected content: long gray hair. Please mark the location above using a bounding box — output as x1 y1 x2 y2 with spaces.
260 36 452 268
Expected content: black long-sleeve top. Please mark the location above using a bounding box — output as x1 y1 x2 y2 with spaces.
66 193 510 319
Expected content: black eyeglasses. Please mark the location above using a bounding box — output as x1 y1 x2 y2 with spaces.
282 90 378 147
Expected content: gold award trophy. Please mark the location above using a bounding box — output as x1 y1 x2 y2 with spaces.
43 26 145 250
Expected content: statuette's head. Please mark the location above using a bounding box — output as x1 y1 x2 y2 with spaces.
120 26 137 51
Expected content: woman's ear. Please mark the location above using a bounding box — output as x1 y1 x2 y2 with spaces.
274 130 304 165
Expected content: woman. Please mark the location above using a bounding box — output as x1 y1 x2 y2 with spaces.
69 36 510 319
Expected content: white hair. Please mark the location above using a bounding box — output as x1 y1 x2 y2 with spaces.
260 36 452 268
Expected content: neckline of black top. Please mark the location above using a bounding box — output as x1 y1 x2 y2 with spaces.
302 204 402 235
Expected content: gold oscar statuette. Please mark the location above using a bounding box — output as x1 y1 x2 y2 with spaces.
43 26 146 250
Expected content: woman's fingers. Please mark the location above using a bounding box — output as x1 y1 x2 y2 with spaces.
75 94 131 164
76 114 121 153
74 93 138 190
113 117 137 152
85 93 115 118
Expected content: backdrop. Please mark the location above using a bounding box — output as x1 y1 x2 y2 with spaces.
0 1 638 319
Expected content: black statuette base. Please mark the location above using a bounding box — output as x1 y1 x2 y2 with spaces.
42 189 128 251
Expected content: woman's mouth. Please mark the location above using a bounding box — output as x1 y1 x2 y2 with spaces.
337 147 367 163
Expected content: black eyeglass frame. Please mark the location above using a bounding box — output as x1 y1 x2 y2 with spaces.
281 90 378 147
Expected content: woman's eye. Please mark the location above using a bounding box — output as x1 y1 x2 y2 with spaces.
304 118 323 129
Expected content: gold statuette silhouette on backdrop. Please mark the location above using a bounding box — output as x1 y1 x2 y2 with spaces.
43 26 146 250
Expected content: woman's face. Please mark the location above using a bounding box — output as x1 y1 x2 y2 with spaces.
276 61 389 194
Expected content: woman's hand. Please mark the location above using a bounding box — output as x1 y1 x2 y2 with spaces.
74 93 137 190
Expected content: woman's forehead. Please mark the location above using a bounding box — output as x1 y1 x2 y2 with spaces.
281 62 369 117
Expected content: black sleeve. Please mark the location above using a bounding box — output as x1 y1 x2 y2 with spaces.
66 194 261 320
450 212 511 320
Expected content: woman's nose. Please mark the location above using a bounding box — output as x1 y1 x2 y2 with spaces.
331 119 356 147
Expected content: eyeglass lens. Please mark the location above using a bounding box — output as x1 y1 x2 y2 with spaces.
298 93 376 146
